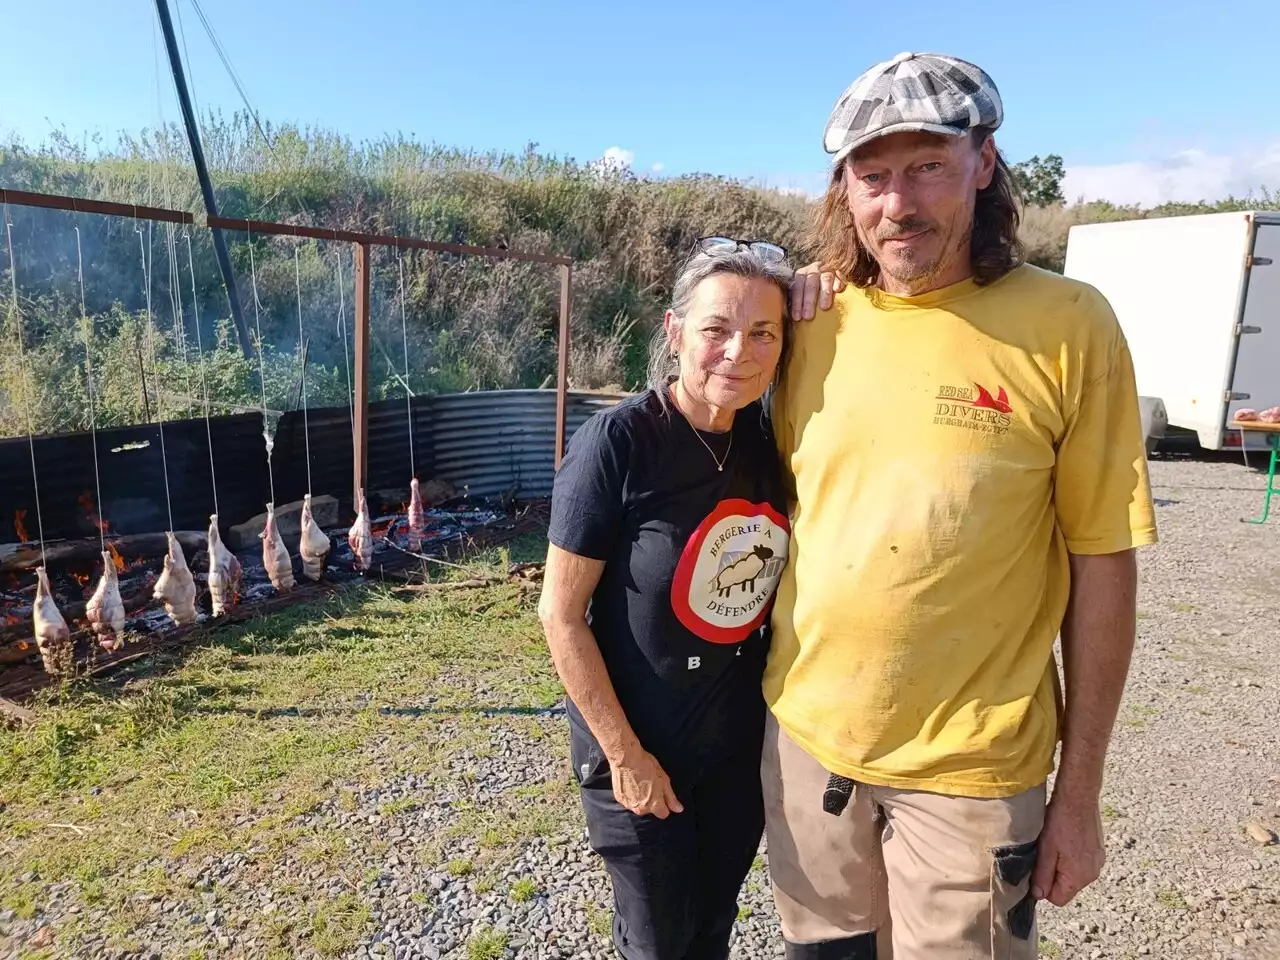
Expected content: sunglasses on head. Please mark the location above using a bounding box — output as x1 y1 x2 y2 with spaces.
692 236 789 263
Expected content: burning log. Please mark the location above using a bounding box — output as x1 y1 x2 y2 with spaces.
1 532 207 574
0 569 181 661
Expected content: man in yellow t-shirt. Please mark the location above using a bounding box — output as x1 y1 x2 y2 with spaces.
763 53 1157 960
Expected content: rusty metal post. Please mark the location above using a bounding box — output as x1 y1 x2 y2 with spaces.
554 263 572 468
353 243 371 507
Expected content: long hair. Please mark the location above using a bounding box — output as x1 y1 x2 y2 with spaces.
812 128 1025 288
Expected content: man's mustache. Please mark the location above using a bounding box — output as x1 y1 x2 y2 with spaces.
877 219 932 240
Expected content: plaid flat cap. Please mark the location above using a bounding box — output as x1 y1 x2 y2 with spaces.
823 52 1003 166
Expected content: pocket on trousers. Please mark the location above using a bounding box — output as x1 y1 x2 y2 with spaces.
990 839 1038 958
568 716 611 790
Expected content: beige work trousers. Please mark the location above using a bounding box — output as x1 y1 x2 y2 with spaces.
762 712 1047 959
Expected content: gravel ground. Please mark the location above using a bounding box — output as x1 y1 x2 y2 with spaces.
2 454 1278 960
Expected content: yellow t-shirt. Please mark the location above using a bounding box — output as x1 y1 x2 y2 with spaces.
765 264 1158 798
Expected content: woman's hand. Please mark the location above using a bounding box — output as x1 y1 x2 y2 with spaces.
611 744 685 819
789 262 846 320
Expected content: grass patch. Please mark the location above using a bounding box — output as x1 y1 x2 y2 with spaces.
587 903 613 937
737 904 753 921
510 877 537 902
1184 685 1208 694
310 893 371 957
1156 888 1188 909
1101 803 1120 821
1173 602 1197 613
1038 937 1062 958
3 886 38 919
448 858 474 877
474 876 495 895
382 796 418 815
751 855 765 873
0 535 566 955
467 926 510 960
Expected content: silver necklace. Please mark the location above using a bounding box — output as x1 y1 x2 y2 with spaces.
679 408 733 471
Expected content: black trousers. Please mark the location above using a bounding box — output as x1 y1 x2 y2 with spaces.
571 720 765 960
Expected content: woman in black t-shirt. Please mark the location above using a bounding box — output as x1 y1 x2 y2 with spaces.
539 238 793 960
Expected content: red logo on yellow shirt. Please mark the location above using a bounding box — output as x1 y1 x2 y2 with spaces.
671 498 790 644
934 382 1014 435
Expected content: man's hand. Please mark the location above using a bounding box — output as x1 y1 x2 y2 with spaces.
790 262 846 320
1031 789 1106 906
610 745 684 819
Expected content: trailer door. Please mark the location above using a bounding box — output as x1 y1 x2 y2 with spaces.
1228 220 1280 443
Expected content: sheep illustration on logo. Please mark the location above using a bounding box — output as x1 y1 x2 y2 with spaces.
709 544 775 597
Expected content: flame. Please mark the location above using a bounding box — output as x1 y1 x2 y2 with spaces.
18 640 31 651
79 493 109 535
3 614 21 626
14 509 30 543
72 571 91 586
106 542 126 573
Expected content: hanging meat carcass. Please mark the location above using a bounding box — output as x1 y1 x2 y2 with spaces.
86 551 125 651
33 566 73 675
207 514 243 616
261 503 295 592
299 494 330 581
407 477 426 551
348 488 373 572
153 531 197 626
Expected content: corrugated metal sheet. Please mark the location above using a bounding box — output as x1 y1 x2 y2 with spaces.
425 390 625 498
269 398 433 507
0 390 627 543
0 413 267 542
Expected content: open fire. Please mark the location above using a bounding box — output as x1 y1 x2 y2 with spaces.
78 493 109 536
1 489 518 679
14 509 29 544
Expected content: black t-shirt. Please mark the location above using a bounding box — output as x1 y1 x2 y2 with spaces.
547 389 790 787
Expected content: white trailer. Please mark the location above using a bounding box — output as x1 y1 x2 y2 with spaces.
1063 211 1280 450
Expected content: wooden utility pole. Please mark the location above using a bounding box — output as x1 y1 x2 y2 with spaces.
554 263 572 467
353 244 371 505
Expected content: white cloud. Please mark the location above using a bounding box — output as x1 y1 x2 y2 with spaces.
598 146 635 170
650 162 664 173
1063 145 1280 207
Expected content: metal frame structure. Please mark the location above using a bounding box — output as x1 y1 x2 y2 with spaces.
0 187 575 504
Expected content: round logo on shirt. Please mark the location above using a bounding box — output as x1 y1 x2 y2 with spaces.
671 498 790 644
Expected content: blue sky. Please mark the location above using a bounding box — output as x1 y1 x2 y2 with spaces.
4 0 1279 205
